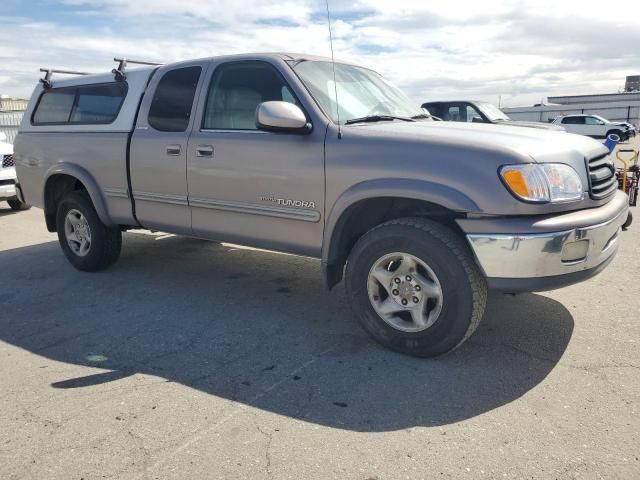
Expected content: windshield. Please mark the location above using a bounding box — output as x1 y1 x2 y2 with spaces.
477 102 510 121
289 60 423 124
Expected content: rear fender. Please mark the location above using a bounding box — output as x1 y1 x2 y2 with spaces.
44 163 113 227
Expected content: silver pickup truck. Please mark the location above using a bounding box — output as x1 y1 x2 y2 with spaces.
14 53 628 357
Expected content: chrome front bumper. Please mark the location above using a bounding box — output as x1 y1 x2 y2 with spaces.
0 182 16 200
464 192 629 291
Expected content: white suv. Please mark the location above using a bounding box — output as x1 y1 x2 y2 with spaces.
0 133 30 211
552 114 631 141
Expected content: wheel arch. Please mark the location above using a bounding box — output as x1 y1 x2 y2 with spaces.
43 163 112 232
606 128 623 138
322 179 480 289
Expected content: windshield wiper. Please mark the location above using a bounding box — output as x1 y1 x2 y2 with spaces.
344 115 416 125
410 113 431 120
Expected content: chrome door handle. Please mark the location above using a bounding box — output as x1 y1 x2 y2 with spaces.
196 145 214 157
166 144 182 156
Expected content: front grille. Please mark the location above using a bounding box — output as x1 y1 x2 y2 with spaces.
586 153 617 200
0 179 15 186
2 154 15 168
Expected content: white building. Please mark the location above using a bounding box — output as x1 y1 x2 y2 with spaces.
503 92 640 126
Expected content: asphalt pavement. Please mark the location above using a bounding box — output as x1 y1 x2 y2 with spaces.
0 163 638 479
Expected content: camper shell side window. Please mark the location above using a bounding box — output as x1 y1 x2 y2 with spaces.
31 82 128 126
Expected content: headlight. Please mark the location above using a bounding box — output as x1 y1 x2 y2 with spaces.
500 163 583 203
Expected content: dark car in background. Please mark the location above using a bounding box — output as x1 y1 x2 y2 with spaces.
422 100 565 131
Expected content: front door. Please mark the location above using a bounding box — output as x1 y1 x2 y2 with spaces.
130 63 207 232
187 60 325 256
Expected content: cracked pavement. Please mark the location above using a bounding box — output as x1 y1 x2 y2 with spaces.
0 187 639 479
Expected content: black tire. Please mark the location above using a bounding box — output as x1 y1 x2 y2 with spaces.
622 211 633 231
55 191 122 271
607 130 624 142
7 198 31 211
345 217 487 357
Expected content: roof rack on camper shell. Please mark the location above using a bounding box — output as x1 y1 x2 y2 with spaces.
39 58 164 88
112 58 163 81
39 68 91 89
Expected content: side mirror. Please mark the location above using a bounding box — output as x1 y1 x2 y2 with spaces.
471 116 485 123
256 101 312 134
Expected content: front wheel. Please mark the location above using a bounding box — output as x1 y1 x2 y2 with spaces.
607 130 624 142
345 217 487 357
55 191 122 271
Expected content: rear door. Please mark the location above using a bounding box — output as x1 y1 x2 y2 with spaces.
561 116 586 135
130 62 207 232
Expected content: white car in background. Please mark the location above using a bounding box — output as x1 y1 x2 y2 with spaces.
552 114 632 141
1 132 30 211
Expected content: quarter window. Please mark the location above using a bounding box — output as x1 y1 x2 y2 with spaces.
425 104 443 118
32 82 127 125
562 116 584 125
148 66 202 132
203 62 297 130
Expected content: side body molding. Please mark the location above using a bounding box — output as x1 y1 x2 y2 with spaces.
322 178 481 265
44 163 114 227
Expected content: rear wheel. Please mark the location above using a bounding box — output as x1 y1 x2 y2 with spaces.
7 198 31 211
55 191 122 271
345 217 487 357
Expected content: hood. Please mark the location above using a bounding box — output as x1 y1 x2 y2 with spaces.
348 120 608 192
496 119 565 131
354 120 607 162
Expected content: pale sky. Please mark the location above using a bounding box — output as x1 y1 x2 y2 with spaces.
1 0 639 107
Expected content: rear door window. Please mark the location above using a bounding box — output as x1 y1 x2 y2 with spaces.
148 66 202 132
446 105 461 121
562 116 584 124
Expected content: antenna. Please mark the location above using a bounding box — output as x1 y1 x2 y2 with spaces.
325 0 342 139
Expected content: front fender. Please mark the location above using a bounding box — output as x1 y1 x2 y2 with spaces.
44 163 113 226
322 178 480 265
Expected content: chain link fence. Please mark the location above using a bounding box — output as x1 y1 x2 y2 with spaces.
0 98 28 144
0 111 24 144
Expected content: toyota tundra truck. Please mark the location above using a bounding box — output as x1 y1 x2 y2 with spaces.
14 53 629 357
